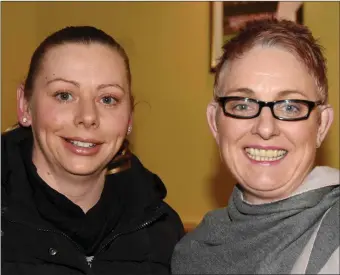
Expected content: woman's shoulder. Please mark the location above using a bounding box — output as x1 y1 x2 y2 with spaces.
131 158 185 238
109 154 184 234
2 126 33 162
153 201 185 241
291 198 339 274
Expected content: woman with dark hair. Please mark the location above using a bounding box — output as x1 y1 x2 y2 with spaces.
172 18 339 274
2 25 184 275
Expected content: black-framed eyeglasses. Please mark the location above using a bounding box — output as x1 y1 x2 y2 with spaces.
216 96 322 121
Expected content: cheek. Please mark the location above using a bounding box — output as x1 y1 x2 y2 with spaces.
30 99 68 131
217 119 249 172
100 108 131 135
218 118 250 146
283 121 319 148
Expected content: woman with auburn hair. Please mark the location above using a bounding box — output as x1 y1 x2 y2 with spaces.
172 18 339 274
2 25 184 275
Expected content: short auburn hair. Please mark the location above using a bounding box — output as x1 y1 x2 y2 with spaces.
214 19 328 103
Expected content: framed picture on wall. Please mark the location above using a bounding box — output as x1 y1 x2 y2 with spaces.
210 1 304 72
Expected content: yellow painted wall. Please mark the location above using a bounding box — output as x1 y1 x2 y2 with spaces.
2 2 339 226
304 3 340 170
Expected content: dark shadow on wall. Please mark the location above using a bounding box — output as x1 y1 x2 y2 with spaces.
315 146 329 167
208 152 236 208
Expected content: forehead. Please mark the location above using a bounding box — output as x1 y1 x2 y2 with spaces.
38 43 127 85
220 46 318 100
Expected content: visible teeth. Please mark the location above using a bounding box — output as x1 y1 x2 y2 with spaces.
70 140 96 148
245 147 287 161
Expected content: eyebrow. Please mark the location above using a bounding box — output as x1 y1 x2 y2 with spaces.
224 88 254 96
46 77 80 87
46 77 125 93
225 88 307 99
277 89 307 98
97 83 125 93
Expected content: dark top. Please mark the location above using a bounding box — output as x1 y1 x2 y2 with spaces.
21 138 123 255
2 127 184 275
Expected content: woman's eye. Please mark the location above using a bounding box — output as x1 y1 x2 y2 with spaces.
100 96 117 105
55 92 73 102
284 104 300 113
234 104 249 111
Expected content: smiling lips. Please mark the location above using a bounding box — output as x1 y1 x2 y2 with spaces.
67 139 97 148
245 147 288 162
63 137 103 156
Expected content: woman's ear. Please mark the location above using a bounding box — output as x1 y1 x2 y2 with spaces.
316 105 334 147
17 84 32 127
207 101 220 145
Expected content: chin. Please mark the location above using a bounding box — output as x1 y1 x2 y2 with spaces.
243 177 293 198
246 181 283 192
67 168 101 177
63 162 103 176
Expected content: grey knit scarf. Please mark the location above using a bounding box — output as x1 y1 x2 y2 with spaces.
171 166 339 274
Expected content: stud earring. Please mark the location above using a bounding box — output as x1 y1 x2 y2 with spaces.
22 117 28 123
127 125 132 135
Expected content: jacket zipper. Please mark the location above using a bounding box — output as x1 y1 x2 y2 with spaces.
5 208 165 269
6 219 84 252
6 219 86 265
90 209 165 264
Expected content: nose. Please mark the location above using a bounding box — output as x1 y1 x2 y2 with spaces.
251 106 280 139
74 97 99 129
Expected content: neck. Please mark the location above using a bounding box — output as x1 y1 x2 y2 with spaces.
32 155 106 213
242 165 316 205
